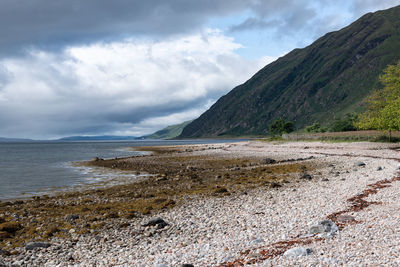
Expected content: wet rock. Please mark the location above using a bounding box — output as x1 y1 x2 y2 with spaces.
283 247 313 257
309 220 338 237
262 158 276 164
214 187 229 194
300 173 312 180
0 249 10 256
0 222 21 233
142 218 168 229
25 242 51 250
268 182 281 188
354 161 366 167
65 214 79 221
156 176 167 182
92 157 103 161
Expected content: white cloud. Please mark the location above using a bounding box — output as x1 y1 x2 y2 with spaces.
0 30 275 139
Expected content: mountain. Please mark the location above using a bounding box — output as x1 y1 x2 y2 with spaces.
145 120 193 139
58 135 138 141
180 5 400 138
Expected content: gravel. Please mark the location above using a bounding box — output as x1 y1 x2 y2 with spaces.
2 141 400 266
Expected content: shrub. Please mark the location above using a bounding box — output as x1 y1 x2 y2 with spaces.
269 119 294 135
330 113 357 132
305 123 327 133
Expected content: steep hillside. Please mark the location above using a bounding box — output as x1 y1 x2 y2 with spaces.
180 5 400 137
145 120 193 139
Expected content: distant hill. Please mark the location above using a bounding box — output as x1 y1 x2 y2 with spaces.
180 5 400 138
145 120 193 139
58 135 138 141
0 137 33 142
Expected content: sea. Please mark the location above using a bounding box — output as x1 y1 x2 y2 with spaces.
0 139 239 200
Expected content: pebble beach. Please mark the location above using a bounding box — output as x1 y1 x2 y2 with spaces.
1 141 400 266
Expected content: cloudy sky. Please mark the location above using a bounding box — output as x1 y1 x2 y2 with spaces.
0 0 399 139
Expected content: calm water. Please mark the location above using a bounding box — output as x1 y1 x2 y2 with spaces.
0 140 238 200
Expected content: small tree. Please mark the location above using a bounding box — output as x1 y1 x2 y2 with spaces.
357 61 400 140
330 113 358 132
305 123 327 133
269 119 294 136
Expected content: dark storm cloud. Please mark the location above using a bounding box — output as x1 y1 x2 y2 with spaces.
0 0 247 55
1 0 398 55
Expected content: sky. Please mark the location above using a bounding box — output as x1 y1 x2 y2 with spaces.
0 0 399 139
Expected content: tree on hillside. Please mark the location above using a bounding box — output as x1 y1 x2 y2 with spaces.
330 113 358 132
357 60 400 140
269 119 294 136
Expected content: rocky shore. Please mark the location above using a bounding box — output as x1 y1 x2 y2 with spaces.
1 141 400 266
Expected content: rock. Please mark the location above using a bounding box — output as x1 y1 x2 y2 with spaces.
214 187 229 194
354 161 366 167
0 260 5 267
0 222 21 233
268 182 281 188
322 178 329 181
25 242 51 250
92 157 103 161
262 158 276 164
376 166 383 171
309 220 338 237
283 247 313 257
0 231 10 239
156 176 167 182
337 215 356 223
181 264 194 267
300 174 312 180
65 214 79 221
142 218 168 229
0 249 10 256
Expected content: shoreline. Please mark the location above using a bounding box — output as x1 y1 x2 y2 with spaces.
1 141 400 265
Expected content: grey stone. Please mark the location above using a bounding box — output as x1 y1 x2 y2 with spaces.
300 173 312 180
309 220 338 237
355 161 366 167
0 260 5 267
376 166 383 171
65 214 79 221
262 158 276 164
142 217 168 229
25 242 51 250
283 247 313 257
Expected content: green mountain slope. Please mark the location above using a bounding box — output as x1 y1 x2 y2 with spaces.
180 5 400 138
145 120 193 139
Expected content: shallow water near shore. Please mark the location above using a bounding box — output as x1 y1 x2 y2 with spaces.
0 139 240 200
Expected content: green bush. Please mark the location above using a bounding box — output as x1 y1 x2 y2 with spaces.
330 113 357 132
269 119 294 136
305 123 327 133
